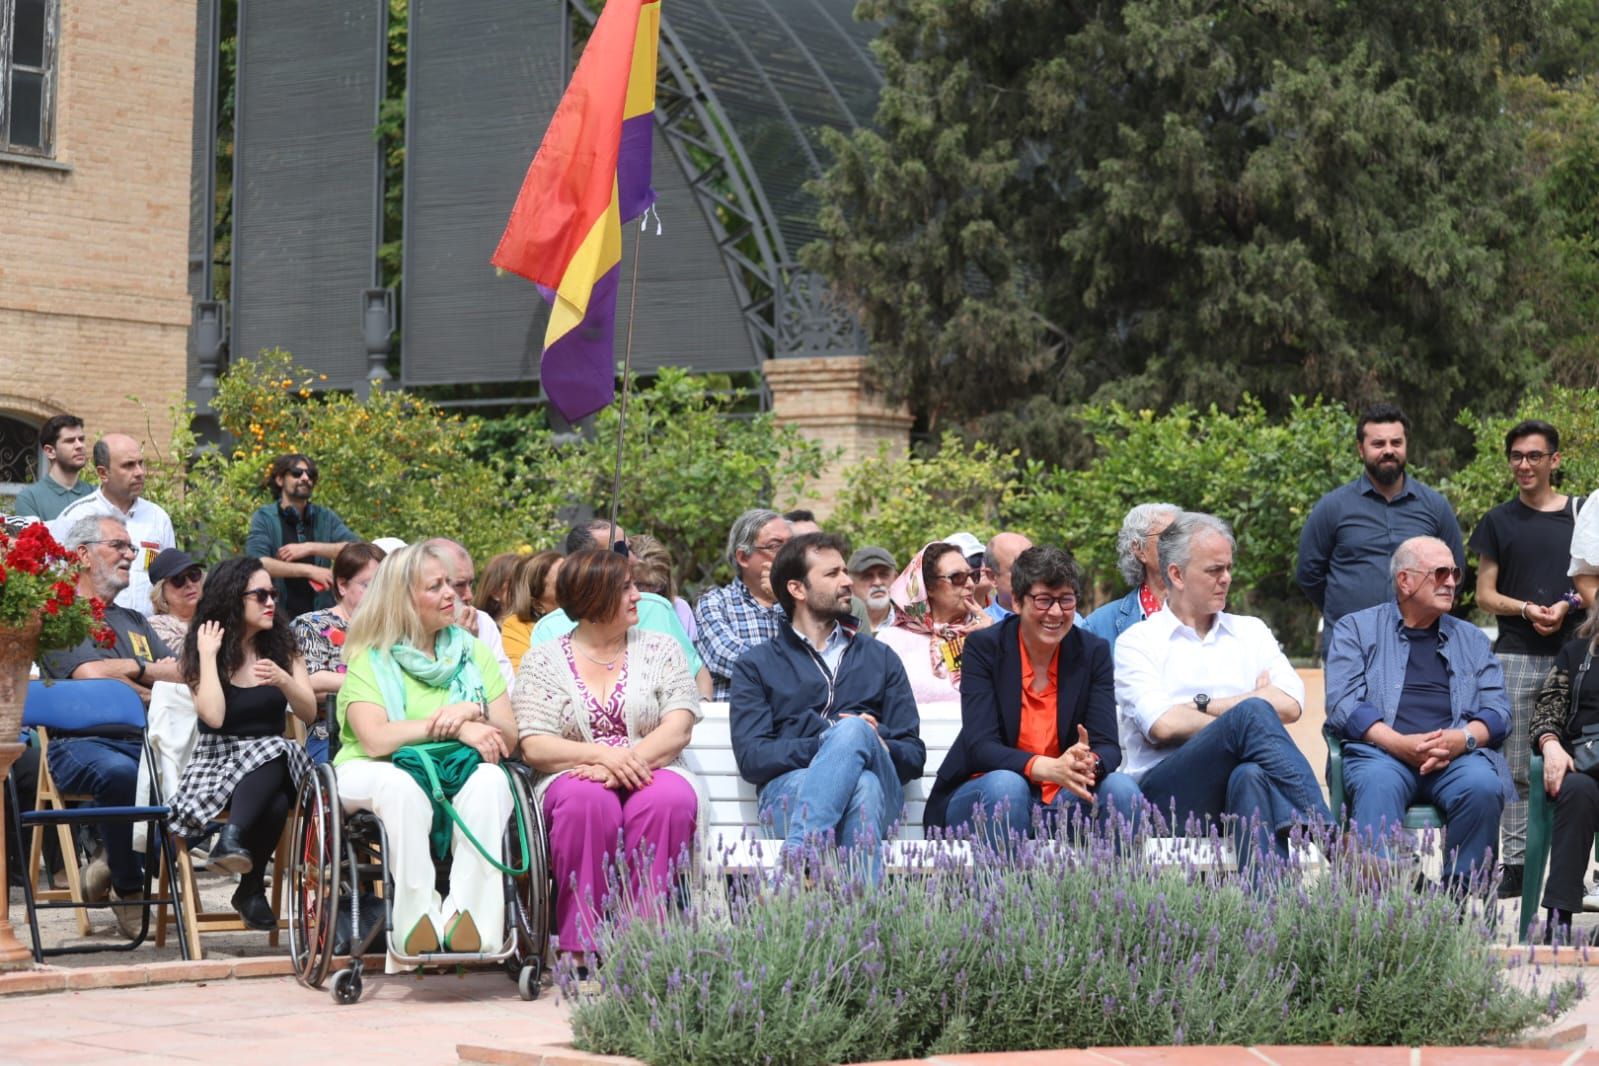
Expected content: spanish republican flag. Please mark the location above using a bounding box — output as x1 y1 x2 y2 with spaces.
491 0 660 422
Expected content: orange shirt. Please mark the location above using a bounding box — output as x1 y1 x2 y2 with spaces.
1018 633 1062 805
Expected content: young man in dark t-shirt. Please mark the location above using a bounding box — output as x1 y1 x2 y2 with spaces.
1469 418 1585 897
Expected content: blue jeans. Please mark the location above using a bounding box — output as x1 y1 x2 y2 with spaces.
758 717 904 880
943 769 1143 846
46 736 144 894
1342 742 1503 880
1136 699 1331 869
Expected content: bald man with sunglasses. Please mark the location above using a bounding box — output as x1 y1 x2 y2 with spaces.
1325 535 1514 895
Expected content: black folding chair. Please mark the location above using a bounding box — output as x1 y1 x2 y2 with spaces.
6 679 190 961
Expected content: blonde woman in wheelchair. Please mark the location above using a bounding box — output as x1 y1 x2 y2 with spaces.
333 542 520 966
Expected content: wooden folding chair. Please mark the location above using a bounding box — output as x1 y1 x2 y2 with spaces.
25 727 95 936
155 714 307 958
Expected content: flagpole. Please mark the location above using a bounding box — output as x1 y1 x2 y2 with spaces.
607 222 645 547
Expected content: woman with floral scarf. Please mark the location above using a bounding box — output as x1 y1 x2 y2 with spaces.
875 541 993 709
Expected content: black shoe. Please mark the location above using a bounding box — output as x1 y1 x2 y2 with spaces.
1496 863 1524 900
230 885 277 931
333 891 385 956
207 825 254 876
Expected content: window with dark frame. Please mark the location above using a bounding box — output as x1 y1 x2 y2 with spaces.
1 0 57 156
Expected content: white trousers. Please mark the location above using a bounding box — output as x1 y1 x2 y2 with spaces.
336 759 513 968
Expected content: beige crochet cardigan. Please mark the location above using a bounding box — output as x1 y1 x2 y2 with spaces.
512 628 706 820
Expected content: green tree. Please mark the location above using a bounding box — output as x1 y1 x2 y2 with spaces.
144 350 526 564
807 0 1549 460
486 367 832 592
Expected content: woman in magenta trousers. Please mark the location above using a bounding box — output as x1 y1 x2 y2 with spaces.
513 549 702 978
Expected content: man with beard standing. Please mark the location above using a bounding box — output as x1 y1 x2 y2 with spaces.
245 454 359 622
1296 404 1464 654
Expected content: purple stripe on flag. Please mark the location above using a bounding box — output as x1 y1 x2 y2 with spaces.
540 264 620 422
617 112 656 223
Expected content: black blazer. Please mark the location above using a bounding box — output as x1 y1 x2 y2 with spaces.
923 615 1122 828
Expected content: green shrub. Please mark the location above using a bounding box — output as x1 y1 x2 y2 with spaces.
142 350 526 564
570 833 1575 1065
485 367 832 591
1444 386 1599 536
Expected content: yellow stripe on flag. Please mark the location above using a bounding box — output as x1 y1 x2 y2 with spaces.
545 179 623 346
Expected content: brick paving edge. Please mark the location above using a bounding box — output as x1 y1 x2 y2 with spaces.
0 954 386 997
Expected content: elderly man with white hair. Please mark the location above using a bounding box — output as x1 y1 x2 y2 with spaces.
1082 503 1180 654
1325 535 1512 893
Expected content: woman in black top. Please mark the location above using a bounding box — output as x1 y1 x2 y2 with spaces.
1530 613 1599 941
169 557 317 929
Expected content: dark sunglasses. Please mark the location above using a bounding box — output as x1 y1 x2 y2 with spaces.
286 466 318 482
936 570 975 587
168 568 204 590
1407 565 1461 584
242 588 278 605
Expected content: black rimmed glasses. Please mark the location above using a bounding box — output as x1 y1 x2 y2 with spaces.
1508 450 1551 466
1026 592 1078 613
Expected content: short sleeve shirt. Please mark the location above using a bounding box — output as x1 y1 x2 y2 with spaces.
12 476 94 521
1468 496 1582 655
333 636 506 766
39 604 172 680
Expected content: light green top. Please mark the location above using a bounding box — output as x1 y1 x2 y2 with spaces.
333 636 507 766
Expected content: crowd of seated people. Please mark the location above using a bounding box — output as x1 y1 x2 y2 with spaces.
16 399 1599 974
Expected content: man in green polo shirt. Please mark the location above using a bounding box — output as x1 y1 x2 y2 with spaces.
245 453 359 620
13 414 93 521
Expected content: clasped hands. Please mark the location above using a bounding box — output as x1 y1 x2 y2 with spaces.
1028 724 1099 802
1524 599 1570 638
426 701 508 763
571 745 654 790
1387 727 1471 776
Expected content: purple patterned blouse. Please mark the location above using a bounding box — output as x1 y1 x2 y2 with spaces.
560 635 630 746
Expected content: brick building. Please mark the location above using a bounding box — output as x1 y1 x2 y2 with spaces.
0 0 195 495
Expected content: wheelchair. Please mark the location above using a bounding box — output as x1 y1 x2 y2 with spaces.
285 755 551 1005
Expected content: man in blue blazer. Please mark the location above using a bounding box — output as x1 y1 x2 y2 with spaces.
925 546 1142 842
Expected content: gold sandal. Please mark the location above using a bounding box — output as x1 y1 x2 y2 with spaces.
402 914 440 955
443 910 480 953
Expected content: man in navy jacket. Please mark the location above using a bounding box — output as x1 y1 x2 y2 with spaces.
730 532 925 877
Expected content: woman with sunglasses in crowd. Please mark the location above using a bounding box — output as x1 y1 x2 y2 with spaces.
875 541 993 711
168 557 317 929
147 547 206 650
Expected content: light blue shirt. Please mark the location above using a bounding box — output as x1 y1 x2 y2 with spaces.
794 621 849 676
531 591 704 676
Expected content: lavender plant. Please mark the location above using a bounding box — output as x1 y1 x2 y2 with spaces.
568 816 1578 1065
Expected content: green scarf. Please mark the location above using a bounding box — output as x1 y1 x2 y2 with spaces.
368 624 486 722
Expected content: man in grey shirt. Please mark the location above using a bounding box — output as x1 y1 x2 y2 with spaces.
1296 403 1464 651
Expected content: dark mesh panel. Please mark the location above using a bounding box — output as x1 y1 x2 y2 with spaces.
401 0 752 386
666 0 882 259
231 0 383 380
186 0 214 387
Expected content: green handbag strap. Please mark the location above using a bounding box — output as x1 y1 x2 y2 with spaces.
409 745 530 878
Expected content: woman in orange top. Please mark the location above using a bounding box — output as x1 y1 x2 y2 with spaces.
923 545 1142 845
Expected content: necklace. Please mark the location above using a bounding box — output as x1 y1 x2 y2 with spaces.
573 636 626 671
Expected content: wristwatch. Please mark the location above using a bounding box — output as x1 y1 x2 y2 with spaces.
1194 693 1210 715
1461 728 1478 753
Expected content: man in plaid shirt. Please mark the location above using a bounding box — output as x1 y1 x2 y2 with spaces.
694 509 792 700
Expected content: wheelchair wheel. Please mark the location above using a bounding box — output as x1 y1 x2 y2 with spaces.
504 763 551 997
331 964 363 1005
288 763 341 990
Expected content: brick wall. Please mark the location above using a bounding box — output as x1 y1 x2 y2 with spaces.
0 0 196 452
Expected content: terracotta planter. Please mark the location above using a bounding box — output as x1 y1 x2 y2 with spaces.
0 614 41 745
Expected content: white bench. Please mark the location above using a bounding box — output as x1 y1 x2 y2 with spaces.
681 702 1308 876
681 701 970 875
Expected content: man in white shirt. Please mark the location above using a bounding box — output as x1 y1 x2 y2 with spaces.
1115 511 1330 866
427 537 516 690
48 433 175 617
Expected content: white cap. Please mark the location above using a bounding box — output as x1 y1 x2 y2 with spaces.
944 531 984 560
372 536 408 553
